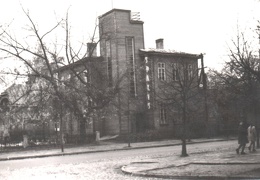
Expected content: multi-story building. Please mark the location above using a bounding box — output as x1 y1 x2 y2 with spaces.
140 40 203 137
97 9 204 137
1 9 206 141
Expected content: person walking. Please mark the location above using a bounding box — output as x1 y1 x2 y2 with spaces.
248 124 257 152
236 121 248 155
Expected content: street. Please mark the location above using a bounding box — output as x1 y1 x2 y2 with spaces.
0 140 239 179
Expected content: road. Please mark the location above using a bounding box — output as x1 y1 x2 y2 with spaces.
0 140 237 180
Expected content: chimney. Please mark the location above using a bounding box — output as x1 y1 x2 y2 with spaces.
87 43 97 57
156 38 164 49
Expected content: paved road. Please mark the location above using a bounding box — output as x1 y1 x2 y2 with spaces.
0 140 244 180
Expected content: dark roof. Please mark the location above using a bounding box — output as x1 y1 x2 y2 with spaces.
55 57 104 73
140 48 201 58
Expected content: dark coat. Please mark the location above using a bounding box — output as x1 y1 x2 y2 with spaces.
238 123 248 145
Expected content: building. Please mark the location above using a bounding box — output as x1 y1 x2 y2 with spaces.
139 41 203 137
55 56 106 142
0 9 207 142
97 9 205 138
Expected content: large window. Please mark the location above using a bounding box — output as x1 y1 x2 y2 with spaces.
158 63 166 81
188 64 193 80
106 40 113 86
172 63 179 81
159 104 167 125
126 37 137 97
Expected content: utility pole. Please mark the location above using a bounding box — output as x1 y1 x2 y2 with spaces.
127 62 131 148
200 54 209 137
258 25 260 59
127 102 131 147
257 25 260 148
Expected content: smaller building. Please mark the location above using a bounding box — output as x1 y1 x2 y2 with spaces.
54 55 107 142
139 39 204 137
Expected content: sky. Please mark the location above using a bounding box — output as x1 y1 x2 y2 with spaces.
0 0 260 91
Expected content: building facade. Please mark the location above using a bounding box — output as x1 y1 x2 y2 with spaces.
98 9 147 135
0 9 207 142
140 43 203 137
97 9 204 137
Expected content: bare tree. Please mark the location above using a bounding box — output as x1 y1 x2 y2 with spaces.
157 57 203 157
215 25 260 147
0 8 122 151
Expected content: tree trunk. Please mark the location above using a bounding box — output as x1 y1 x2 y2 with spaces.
79 115 86 143
181 135 188 157
257 129 259 148
181 98 188 157
60 103 64 152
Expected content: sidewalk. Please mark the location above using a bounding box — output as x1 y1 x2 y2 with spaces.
1 137 259 179
122 141 260 179
0 138 223 161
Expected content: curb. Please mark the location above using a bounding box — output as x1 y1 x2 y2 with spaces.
2 138 259 179
121 163 260 180
120 139 260 180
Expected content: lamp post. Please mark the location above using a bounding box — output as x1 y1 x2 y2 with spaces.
200 53 209 137
257 25 260 148
257 25 260 59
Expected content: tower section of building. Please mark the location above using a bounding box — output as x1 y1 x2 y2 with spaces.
99 9 147 135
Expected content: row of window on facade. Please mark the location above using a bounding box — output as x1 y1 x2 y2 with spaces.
158 62 194 81
156 62 196 125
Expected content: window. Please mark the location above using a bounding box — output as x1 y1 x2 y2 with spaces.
107 57 112 86
188 64 193 80
126 37 137 97
172 63 179 81
158 63 165 81
159 104 167 125
106 40 113 86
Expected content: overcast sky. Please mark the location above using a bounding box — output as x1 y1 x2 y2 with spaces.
0 0 260 91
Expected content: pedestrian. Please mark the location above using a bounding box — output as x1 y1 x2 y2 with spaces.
236 121 248 155
248 123 257 152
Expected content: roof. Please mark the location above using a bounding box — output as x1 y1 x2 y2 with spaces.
98 8 143 24
140 48 201 58
99 9 130 19
55 57 104 73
